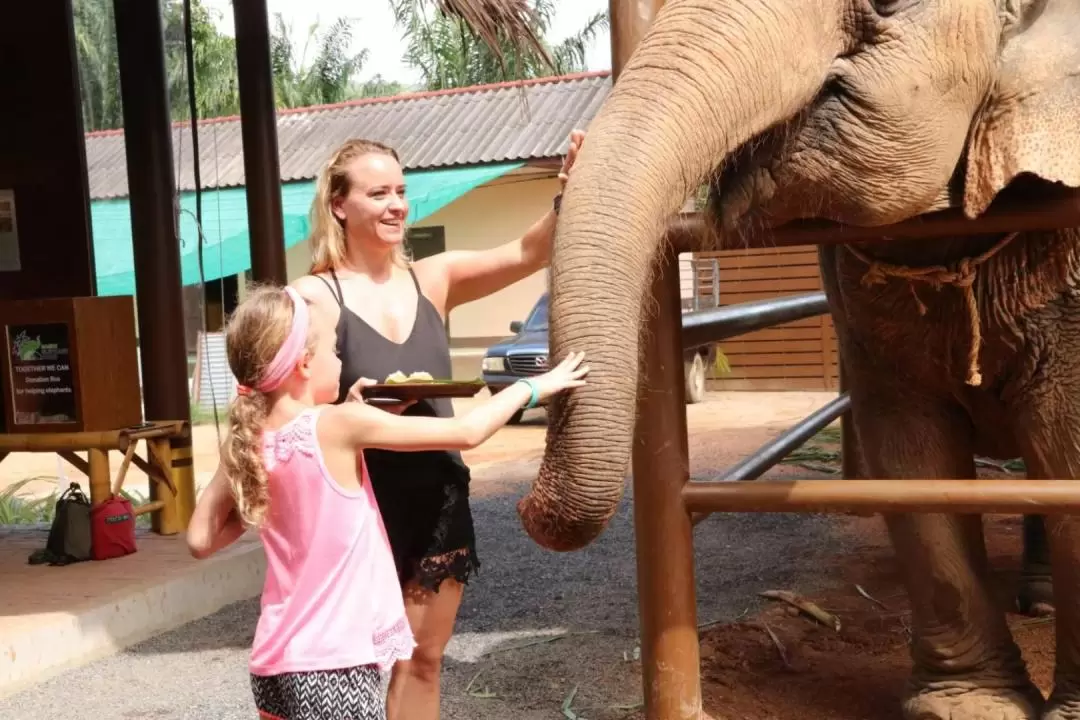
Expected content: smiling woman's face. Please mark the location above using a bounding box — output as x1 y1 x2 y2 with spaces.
332 152 409 249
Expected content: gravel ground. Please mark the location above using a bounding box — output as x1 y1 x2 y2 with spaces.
0 456 844 719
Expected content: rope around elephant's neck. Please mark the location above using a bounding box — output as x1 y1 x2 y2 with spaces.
843 232 1018 387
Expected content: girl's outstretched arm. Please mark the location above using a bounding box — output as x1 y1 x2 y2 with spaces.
328 352 589 454
187 463 246 559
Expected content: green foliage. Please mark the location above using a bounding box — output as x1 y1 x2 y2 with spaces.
269 14 371 108
0 478 151 529
162 0 241 120
72 0 389 132
392 0 608 90
0 479 55 524
712 347 732 376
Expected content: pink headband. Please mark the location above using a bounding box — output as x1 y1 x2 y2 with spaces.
237 287 310 395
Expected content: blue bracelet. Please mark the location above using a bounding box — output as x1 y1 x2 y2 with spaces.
516 378 540 409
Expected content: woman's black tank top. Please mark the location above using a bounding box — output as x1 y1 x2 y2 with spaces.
316 267 470 481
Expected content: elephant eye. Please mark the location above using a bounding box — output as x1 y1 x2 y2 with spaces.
870 0 915 16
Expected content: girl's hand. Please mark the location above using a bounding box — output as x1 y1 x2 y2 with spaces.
346 377 416 415
530 351 589 402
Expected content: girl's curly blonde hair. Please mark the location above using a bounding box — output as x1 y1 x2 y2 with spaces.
221 284 318 527
308 138 410 274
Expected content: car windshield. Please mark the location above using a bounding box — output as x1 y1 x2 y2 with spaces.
524 295 549 331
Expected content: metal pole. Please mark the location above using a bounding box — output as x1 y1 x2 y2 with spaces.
681 293 829 348
683 479 1080 515
112 0 196 533
666 184 1080 252
232 0 287 284
608 2 701 718
691 394 851 527
634 249 703 720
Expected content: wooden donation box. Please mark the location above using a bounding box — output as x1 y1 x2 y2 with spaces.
0 296 142 433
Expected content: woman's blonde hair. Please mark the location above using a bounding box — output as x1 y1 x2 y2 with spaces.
308 138 410 274
221 283 319 527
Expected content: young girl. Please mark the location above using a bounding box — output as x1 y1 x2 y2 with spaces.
186 284 588 720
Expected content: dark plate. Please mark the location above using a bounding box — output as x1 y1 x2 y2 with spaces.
361 379 486 401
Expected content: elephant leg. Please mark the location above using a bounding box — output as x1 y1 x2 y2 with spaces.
1017 515 1055 617
852 392 1042 720
1015 420 1080 719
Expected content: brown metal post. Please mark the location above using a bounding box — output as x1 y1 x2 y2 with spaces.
633 249 704 719
609 1 701 717
232 0 287 284
611 0 667 78
112 0 196 533
682 479 1080 514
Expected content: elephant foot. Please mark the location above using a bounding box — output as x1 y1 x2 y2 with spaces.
1042 686 1080 720
1016 578 1055 618
903 683 1045 720
1042 701 1080 720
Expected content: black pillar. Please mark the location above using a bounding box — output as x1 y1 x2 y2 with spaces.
233 0 287 284
112 0 190 424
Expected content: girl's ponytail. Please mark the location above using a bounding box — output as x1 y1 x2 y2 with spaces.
222 391 271 526
220 284 316 527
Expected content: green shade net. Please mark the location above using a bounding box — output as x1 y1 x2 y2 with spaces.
91 161 524 297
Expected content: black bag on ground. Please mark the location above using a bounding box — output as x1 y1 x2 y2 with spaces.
44 483 93 564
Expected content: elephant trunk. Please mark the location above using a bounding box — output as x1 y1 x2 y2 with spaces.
517 0 847 551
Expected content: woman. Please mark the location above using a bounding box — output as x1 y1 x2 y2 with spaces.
291 129 585 720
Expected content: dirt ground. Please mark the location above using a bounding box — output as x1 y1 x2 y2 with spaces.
691 512 1052 720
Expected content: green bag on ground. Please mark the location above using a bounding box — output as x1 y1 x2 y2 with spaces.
31 483 93 565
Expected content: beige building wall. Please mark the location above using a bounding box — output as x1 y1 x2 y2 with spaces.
414 172 556 345
275 170 557 348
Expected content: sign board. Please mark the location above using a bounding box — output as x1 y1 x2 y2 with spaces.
6 322 77 425
0 296 142 433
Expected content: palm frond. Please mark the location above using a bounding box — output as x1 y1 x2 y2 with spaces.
437 0 553 72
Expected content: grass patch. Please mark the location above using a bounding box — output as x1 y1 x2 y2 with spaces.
0 478 152 529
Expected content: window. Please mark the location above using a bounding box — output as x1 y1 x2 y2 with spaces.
407 226 446 261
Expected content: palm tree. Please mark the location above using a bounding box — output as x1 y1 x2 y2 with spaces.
72 0 124 131
391 0 608 91
270 15 372 108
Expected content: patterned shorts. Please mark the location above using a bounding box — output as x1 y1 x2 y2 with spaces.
251 664 384 720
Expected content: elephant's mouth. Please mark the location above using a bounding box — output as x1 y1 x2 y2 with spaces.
706 123 798 236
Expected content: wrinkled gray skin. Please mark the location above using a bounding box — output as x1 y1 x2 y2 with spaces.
510 0 1080 718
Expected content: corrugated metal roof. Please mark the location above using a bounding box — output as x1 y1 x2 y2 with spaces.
84 71 612 200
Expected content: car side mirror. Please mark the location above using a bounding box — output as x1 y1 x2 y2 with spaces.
510 321 523 333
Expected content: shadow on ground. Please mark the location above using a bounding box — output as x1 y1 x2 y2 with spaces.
0 452 845 720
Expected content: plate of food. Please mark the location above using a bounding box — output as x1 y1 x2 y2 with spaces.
361 371 487 401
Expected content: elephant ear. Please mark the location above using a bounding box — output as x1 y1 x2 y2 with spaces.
963 0 1080 217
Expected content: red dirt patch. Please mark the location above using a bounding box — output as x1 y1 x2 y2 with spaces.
697 513 1056 719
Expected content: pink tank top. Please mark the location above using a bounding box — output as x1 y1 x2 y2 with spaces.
248 407 415 676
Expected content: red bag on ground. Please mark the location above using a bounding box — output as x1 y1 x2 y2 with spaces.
91 495 137 561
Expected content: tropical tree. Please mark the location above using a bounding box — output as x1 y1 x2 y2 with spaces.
391 0 608 91
162 0 241 121
269 14 373 108
72 0 396 132
72 0 124 131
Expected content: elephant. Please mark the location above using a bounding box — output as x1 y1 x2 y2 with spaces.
485 0 1080 718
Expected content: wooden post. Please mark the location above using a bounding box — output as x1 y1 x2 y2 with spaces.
232 0 287 285
147 435 195 535
87 449 111 506
113 0 196 532
633 249 703 720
